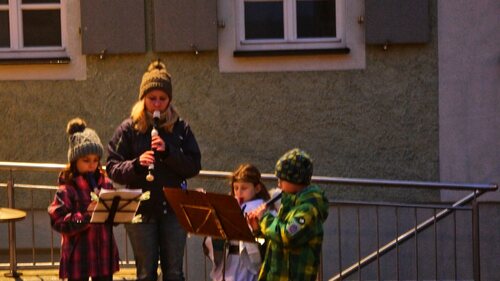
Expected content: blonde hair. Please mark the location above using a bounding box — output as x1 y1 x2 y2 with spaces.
130 100 178 134
131 100 149 133
230 164 270 201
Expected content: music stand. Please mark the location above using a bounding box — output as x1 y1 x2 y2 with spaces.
88 189 144 280
164 188 257 281
163 188 255 242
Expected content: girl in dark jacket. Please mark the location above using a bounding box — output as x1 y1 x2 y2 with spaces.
106 60 201 281
48 118 119 281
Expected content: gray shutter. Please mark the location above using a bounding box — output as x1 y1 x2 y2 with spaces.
153 0 217 52
365 0 429 44
81 0 146 55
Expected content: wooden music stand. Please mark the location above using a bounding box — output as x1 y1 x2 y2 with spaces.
163 188 255 242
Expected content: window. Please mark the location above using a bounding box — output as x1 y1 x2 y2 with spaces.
0 0 67 60
218 0 365 72
235 0 346 51
0 0 85 80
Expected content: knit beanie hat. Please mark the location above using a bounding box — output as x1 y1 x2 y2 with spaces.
66 118 104 162
139 60 172 100
275 148 313 185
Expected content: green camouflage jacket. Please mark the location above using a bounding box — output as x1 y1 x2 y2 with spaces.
257 185 329 281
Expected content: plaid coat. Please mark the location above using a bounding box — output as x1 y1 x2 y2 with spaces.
48 171 119 279
257 185 329 281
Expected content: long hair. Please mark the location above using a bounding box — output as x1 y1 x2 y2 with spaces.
59 161 105 185
130 100 178 134
131 100 149 133
230 163 270 201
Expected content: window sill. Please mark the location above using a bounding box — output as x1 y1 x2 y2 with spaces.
233 47 350 57
0 57 71 65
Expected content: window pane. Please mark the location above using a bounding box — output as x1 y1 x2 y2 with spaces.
23 9 61 47
244 1 284 40
0 11 9 47
297 0 336 38
22 0 60 4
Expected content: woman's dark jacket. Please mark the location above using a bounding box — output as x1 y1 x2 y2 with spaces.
106 117 201 221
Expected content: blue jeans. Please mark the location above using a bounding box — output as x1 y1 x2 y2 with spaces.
125 211 187 281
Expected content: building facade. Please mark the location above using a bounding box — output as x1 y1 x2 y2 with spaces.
1 0 498 279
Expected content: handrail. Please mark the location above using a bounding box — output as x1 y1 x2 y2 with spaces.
0 162 66 171
0 183 57 191
1 161 497 191
328 189 487 281
1 160 498 280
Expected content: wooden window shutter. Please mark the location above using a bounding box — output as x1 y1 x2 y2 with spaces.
153 0 217 52
81 0 146 55
365 0 430 45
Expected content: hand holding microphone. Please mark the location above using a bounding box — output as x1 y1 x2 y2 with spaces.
146 110 161 182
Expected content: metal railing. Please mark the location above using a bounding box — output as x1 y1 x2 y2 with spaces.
1 161 498 280
321 178 496 281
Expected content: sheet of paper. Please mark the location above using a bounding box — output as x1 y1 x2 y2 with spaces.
90 189 143 223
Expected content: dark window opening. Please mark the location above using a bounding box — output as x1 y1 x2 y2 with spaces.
297 0 336 38
0 11 10 47
244 1 284 40
22 9 61 47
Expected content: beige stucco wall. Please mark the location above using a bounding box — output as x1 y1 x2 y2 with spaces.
438 0 500 201
0 3 439 206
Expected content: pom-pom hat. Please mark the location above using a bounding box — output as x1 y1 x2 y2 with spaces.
66 118 103 162
275 148 313 185
139 60 172 100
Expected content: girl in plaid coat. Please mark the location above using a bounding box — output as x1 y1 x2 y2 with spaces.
48 118 119 281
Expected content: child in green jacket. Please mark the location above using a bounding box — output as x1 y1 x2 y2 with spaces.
248 148 329 281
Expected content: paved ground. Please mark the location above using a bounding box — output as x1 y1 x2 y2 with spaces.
0 268 136 281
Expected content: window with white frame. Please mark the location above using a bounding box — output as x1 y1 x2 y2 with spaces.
0 0 85 80
0 0 67 60
235 0 346 51
218 0 364 72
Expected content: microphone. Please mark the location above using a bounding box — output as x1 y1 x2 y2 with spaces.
146 110 161 182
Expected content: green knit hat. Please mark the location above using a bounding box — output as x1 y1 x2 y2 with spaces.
275 148 313 185
66 118 103 162
139 60 172 100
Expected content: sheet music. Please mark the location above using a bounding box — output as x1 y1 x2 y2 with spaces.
89 189 143 223
98 188 143 199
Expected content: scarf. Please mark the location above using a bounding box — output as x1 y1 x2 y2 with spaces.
145 105 179 133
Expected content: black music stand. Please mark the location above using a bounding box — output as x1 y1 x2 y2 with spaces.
89 189 144 280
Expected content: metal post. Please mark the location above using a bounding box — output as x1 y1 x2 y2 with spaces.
5 170 21 277
472 192 480 281
337 207 342 280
